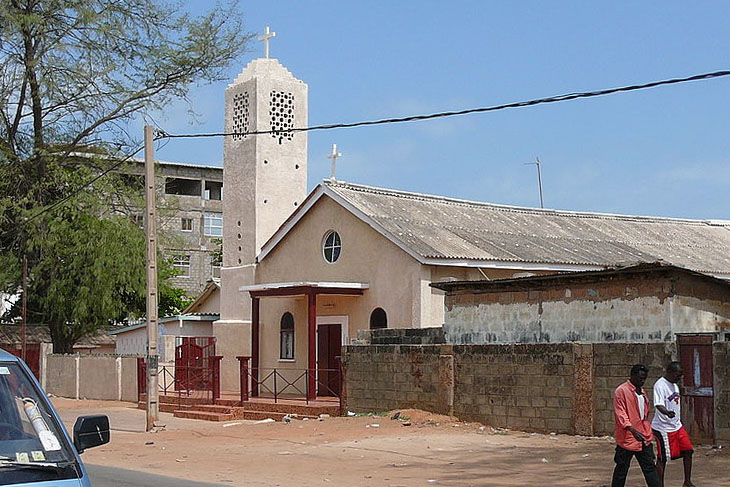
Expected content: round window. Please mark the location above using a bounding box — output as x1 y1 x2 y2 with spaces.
322 230 342 263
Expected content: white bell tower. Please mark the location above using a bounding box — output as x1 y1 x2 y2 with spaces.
215 31 308 390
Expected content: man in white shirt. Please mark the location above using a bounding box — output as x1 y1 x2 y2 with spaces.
651 361 694 487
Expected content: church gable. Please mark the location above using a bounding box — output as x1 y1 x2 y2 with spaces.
256 193 422 283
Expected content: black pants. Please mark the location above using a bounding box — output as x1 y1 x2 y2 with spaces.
611 444 660 487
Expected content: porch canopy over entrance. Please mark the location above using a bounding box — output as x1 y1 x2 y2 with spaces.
240 281 368 400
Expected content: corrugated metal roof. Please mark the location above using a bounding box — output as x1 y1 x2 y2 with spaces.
325 181 730 275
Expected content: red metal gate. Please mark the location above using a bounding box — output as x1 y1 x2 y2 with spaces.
678 334 714 443
7 345 40 378
174 337 217 399
137 337 220 405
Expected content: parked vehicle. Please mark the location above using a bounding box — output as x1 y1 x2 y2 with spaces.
0 348 109 486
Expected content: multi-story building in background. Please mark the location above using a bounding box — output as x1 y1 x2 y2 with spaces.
125 158 223 297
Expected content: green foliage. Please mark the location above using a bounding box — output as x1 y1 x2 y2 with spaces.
0 1 251 352
28 204 147 353
208 238 223 266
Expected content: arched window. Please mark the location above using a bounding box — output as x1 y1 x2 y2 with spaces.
280 312 295 359
369 308 388 330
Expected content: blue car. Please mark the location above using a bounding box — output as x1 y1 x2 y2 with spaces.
0 348 109 486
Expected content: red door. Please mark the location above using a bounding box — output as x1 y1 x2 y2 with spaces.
677 335 715 443
317 324 341 396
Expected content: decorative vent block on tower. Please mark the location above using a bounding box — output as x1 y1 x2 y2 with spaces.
232 92 250 141
269 90 295 143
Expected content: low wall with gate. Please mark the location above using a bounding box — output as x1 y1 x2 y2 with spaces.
343 341 729 441
44 354 139 402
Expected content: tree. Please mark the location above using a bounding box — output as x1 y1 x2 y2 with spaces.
0 1 252 352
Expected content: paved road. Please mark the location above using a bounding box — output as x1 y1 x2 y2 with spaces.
87 464 228 487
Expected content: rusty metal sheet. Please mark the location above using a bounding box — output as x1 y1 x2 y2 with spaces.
678 336 715 443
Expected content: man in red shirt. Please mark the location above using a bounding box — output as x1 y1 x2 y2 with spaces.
611 364 660 487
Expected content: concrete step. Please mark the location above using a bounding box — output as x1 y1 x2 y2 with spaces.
189 405 233 414
222 400 340 417
173 410 233 422
137 401 193 414
140 393 215 406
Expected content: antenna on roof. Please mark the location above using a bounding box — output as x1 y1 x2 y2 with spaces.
524 157 544 209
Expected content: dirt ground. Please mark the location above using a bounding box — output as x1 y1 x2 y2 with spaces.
53 398 728 487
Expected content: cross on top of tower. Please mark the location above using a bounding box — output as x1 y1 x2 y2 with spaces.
258 26 276 59
327 144 342 180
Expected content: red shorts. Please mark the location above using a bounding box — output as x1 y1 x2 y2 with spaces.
653 426 694 461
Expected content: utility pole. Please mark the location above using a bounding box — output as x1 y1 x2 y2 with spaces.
525 157 545 208
21 255 27 361
144 125 159 431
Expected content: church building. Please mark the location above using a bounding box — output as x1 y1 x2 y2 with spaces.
212 42 730 395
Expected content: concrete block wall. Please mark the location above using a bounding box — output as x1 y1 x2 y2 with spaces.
592 343 674 435
355 327 445 345
343 345 441 413
452 343 577 433
343 341 684 436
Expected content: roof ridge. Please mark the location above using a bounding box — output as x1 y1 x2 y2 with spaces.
324 179 727 225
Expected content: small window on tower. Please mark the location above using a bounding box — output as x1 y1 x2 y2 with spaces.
181 218 193 232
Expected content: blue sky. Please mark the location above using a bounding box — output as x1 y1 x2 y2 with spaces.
147 2 730 219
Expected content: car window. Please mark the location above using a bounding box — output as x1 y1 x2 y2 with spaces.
0 361 79 485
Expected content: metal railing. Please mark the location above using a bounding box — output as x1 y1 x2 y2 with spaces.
236 356 343 409
137 356 222 404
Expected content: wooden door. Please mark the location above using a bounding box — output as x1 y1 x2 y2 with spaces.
677 334 715 443
317 324 342 396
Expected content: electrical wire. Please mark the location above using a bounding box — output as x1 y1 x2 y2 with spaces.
11 68 730 227
157 69 730 140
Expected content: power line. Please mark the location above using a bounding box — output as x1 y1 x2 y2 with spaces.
157 69 730 140
12 68 730 227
